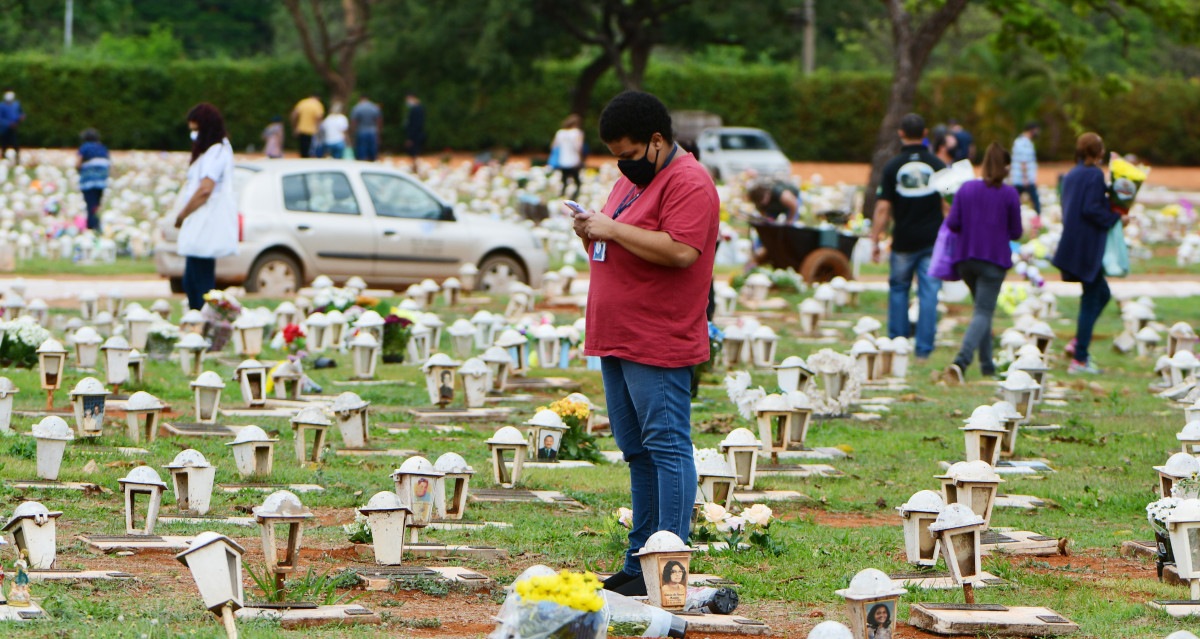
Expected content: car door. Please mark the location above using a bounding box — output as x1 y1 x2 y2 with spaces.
361 172 466 285
280 170 377 279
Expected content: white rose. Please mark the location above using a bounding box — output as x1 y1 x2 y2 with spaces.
617 507 633 528
742 504 773 527
702 502 729 524
716 516 745 533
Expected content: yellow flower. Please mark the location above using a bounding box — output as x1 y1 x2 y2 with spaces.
1110 155 1149 182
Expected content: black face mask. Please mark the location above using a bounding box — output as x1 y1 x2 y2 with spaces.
618 142 660 187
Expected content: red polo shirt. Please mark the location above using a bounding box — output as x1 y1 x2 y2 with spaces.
583 153 719 368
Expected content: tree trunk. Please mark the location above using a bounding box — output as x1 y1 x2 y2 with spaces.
570 52 613 117
627 39 653 90
862 0 969 219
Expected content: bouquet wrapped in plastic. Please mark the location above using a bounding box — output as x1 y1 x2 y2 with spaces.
929 160 976 204
1109 153 1150 214
491 567 609 639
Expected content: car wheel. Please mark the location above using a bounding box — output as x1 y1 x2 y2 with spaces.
169 277 184 294
799 248 852 284
247 251 302 297
477 253 528 292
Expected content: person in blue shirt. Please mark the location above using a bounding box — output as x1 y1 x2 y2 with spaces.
77 129 111 232
1010 122 1041 215
948 118 974 163
0 90 25 164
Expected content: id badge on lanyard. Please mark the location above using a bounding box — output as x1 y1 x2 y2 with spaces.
594 186 642 263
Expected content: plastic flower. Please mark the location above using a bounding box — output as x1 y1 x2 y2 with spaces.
742 503 773 527
616 507 633 528
702 502 729 524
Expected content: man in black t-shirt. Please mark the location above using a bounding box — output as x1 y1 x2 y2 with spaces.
870 113 946 360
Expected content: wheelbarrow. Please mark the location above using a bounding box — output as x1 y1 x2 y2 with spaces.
751 219 859 283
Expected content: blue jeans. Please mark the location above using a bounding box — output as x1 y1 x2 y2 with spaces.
355 132 377 161
601 356 696 575
1075 274 1111 364
322 141 346 159
1015 184 1041 215
888 247 941 357
183 256 216 311
953 259 1006 374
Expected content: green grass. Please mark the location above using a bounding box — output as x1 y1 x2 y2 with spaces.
0 287 1198 637
11 256 158 277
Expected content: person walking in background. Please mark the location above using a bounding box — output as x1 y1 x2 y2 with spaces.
174 103 238 311
350 95 382 162
551 114 585 200
320 103 349 159
870 113 946 361
930 125 958 167
943 143 1024 383
261 116 285 159
290 93 324 158
1052 132 1126 374
404 92 426 171
76 128 111 232
0 90 25 164
572 91 718 597
949 118 975 163
1011 121 1041 215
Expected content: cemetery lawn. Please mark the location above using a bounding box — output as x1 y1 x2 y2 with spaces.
0 287 1196 638
9 256 157 277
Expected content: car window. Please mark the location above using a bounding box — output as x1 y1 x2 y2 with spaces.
720 133 777 151
282 172 361 215
362 173 442 220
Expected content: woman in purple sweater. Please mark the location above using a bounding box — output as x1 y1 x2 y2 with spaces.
944 143 1024 382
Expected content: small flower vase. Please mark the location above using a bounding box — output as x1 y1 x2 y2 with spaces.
206 321 233 353
382 323 409 364
1154 524 1175 579
146 334 176 360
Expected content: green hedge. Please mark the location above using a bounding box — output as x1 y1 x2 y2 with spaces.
3 54 1198 165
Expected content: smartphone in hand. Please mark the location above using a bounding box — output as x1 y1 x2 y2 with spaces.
563 200 587 216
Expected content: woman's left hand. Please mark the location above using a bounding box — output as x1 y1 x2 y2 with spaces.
174 211 189 229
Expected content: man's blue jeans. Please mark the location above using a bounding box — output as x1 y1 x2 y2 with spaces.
601 356 696 576
355 132 378 161
888 246 941 357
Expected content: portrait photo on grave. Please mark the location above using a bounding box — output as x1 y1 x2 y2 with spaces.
537 430 561 461
412 478 434 521
867 601 895 639
659 559 688 608
438 371 454 403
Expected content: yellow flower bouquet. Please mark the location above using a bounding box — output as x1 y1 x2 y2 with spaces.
1109 153 1150 214
492 567 608 638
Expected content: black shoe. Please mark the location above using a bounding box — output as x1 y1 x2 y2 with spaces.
613 574 648 597
602 570 637 592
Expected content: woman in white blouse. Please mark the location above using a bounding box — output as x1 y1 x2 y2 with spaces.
174 103 238 310
551 113 585 200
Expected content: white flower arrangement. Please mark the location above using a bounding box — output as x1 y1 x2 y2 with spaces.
148 320 180 340
694 501 776 552
1147 497 1181 535
5 316 51 348
313 287 358 312
806 348 863 416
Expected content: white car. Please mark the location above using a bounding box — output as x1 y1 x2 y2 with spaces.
696 127 792 181
154 160 548 296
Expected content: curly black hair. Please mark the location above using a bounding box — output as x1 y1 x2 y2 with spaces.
599 91 673 145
